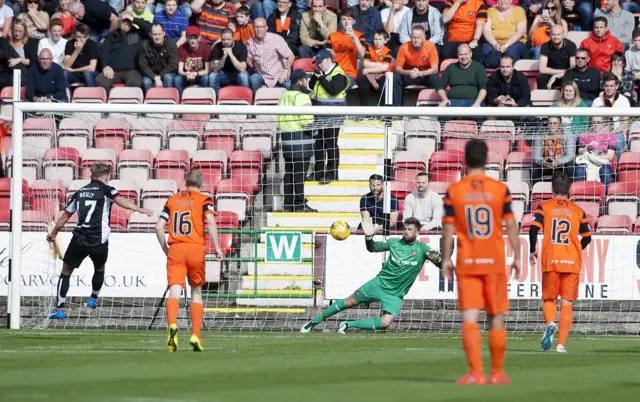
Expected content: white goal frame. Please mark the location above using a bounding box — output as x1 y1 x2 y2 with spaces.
8 68 640 329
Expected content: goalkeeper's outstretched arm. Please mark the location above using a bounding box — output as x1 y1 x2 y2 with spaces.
362 216 390 253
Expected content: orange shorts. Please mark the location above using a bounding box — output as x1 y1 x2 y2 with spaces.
542 271 579 301
457 273 509 315
167 243 206 287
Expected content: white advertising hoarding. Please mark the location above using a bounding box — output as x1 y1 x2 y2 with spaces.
324 235 640 301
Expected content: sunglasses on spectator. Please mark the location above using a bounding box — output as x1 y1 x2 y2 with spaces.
576 56 587 59
545 6 556 10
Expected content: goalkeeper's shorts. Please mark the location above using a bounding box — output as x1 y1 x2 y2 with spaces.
352 277 403 317
167 243 206 287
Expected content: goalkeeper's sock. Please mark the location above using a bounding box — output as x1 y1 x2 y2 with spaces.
190 302 204 339
344 317 382 330
489 328 507 374
55 273 71 309
462 322 484 375
542 300 557 325
557 304 573 346
313 299 345 324
166 298 179 327
91 270 105 300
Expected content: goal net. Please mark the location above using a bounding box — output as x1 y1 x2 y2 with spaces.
2 99 640 334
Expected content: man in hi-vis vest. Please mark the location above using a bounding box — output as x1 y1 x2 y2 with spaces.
309 49 348 185
278 69 318 213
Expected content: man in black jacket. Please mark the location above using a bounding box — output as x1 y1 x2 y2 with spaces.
139 23 178 94
95 11 152 93
0 37 13 91
487 54 531 107
26 49 67 102
267 0 302 56
561 47 600 106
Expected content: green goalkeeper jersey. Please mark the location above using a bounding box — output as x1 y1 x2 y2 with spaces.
366 238 435 297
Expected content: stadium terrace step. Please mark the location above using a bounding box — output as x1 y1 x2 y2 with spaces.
337 133 384 150
339 149 384 165
236 289 313 297
256 262 313 276
276 195 360 212
340 119 386 134
266 212 361 229
235 298 317 307
234 289 323 307
258 242 313 259
241 275 313 290
306 165 382 181
304 181 369 196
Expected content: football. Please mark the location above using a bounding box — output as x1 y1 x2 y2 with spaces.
330 220 351 241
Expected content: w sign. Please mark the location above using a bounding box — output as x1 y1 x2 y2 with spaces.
265 232 303 263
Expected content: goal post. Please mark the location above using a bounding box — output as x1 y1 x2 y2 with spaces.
5 89 640 333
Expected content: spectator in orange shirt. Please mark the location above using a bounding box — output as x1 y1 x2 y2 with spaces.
326 8 367 89
580 16 624 73
358 29 393 106
528 0 568 60
392 25 439 106
232 7 255 44
441 0 487 61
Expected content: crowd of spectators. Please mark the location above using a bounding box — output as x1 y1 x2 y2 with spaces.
0 0 637 107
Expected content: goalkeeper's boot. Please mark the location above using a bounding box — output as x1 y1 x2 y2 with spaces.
86 298 97 310
167 324 179 353
48 309 65 320
338 322 348 334
299 320 317 333
541 323 557 352
489 372 511 385
556 344 567 353
455 372 486 385
189 335 203 352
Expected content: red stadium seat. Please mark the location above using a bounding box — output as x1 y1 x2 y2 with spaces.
505 152 532 183
192 150 227 191
519 213 534 233
29 179 65 218
416 89 440 106
485 152 504 180
204 120 237 157
570 181 605 206
574 201 600 229
66 179 90 201
108 179 140 205
254 87 287 106
596 215 632 235
181 87 216 120
141 179 178 212
94 118 131 155
145 88 180 104
23 118 56 160
292 58 316 72
215 179 253 221
110 204 134 229
206 211 240 258
118 149 154 190
617 152 640 173
393 151 428 184
43 147 80 187
79 148 117 179
155 150 190 189
217 86 253 105
240 116 277 160
439 58 458 76
606 181 640 221
530 89 561 106
428 181 450 197
229 150 263 192
72 87 107 103
22 209 50 231
507 181 530 222
531 182 553 211
58 118 94 154
0 177 29 205
442 120 477 151
167 119 204 157
0 200 9 230
513 59 540 90
0 86 26 101
405 118 440 160
390 180 414 204
430 150 464 183
108 87 144 104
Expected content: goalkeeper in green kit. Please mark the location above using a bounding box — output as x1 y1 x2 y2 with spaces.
300 216 442 333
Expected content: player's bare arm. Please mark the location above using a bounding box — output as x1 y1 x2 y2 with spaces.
205 213 223 261
441 222 455 280
154 217 169 256
114 196 153 216
505 218 521 278
46 210 74 243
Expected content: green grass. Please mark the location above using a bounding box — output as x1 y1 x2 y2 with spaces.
1 330 640 402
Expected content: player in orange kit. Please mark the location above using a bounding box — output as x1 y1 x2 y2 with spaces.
442 139 521 385
155 170 223 353
529 172 591 353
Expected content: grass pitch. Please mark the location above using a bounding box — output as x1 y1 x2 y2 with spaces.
1 331 639 402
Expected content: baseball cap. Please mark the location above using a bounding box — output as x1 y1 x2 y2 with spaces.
290 69 311 83
186 26 201 37
315 49 333 63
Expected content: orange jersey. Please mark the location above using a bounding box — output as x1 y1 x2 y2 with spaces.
443 175 514 276
444 0 487 43
160 190 215 246
364 45 393 72
235 23 255 44
327 30 367 78
395 40 439 71
531 198 591 273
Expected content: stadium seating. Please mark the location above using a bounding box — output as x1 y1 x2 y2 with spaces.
215 179 252 221
209 211 240 258
606 181 640 221
141 179 177 211
155 150 190 189
292 58 316 72
404 118 440 160
191 150 227 191
145 88 180 105
22 209 50 231
118 149 154 191
167 120 203 157
519 213 534 233
531 89 560 106
127 211 161 232
254 87 287 106
0 201 9 230
531 181 553 211
0 177 28 206
240 119 275 160
484 152 504 180
29 179 65 217
204 120 237 158
108 179 140 205
67 179 90 201
110 204 134 229
7 155 41 185
23 118 56 160
42 147 80 186
393 150 428 185
129 117 169 157
217 86 253 106
108 87 144 104
416 89 440 107
72 87 107 103
442 120 477 152
505 152 532 184
567 30 590 47
181 87 216 121
229 150 263 192
513 60 540 90
79 148 117 179
94 118 131 155
429 150 464 183
595 215 632 235
570 181 605 228
58 118 94 153
507 181 529 222
428 181 449 197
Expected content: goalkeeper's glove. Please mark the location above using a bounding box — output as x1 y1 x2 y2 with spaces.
361 216 379 239
426 250 442 269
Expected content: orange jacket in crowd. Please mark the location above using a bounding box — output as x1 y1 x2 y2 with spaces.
580 30 624 73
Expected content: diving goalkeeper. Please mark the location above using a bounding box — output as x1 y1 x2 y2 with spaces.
300 216 442 333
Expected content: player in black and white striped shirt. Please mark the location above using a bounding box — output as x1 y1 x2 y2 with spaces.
46 163 152 319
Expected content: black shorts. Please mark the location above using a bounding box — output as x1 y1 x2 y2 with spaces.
63 237 109 269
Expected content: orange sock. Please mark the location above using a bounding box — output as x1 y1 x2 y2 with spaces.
557 304 572 346
190 302 204 339
489 329 507 374
166 298 179 327
462 322 484 375
542 300 557 325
